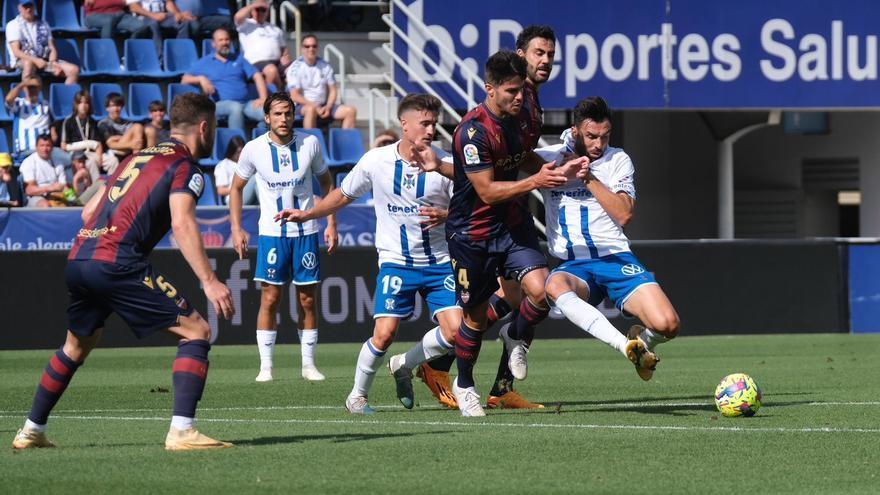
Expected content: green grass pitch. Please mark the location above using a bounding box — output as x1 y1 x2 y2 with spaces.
2 334 879 494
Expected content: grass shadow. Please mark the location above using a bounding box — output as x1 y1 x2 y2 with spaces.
234 430 451 446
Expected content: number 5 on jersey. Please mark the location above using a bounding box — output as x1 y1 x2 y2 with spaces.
109 155 151 202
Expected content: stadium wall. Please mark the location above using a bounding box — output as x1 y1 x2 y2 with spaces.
0 241 852 350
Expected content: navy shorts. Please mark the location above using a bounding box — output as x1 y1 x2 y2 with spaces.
447 223 547 308
66 260 194 339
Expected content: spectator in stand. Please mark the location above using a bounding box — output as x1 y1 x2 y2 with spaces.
129 0 197 57
83 0 153 40
182 27 267 132
371 128 398 149
286 34 356 129
0 154 23 207
68 150 103 204
20 135 66 208
60 91 119 175
5 76 50 157
214 134 256 205
173 0 235 40
234 0 290 90
97 93 144 168
144 100 172 147
6 0 79 84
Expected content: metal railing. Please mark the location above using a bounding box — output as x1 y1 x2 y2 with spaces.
368 87 393 145
323 43 346 102
279 1 303 57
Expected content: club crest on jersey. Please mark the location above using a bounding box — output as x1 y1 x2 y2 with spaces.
385 298 396 310
188 174 204 196
467 127 476 139
463 144 480 165
403 173 416 189
279 154 292 168
621 264 645 276
301 252 317 270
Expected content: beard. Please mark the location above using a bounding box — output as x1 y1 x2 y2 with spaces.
217 46 231 57
574 137 587 157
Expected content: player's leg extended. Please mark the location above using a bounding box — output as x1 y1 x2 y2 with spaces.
502 267 552 379
347 317 400 414
164 312 232 450
453 304 489 417
296 283 325 381
13 329 101 449
255 282 283 382
621 284 680 380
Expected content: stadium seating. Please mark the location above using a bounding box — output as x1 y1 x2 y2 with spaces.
295 128 333 166
2 0 17 26
163 39 199 75
201 127 245 166
335 172 371 204
197 173 219 206
42 0 91 34
53 38 83 69
0 49 22 81
90 83 126 119
82 39 124 77
123 40 167 78
0 130 9 153
127 83 163 121
328 128 365 167
49 82 81 119
166 83 201 109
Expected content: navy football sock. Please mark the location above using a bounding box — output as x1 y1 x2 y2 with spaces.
454 323 484 389
510 298 549 347
490 319 517 396
172 339 210 420
28 349 81 425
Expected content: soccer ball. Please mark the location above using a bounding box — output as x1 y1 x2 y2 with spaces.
714 373 762 417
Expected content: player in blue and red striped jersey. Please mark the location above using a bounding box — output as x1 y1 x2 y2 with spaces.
12 93 236 451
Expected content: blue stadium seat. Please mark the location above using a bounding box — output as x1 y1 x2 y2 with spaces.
42 0 91 33
2 0 17 26
90 83 126 120
127 83 163 121
82 39 124 77
0 46 22 81
200 127 245 166
328 128 366 168
335 172 371 204
166 83 200 109
0 130 9 153
252 127 265 140
124 40 167 78
295 128 332 166
49 82 82 119
53 38 83 69
197 173 219 206
163 39 199 75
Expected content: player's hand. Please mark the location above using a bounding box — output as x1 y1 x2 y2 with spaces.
324 224 338 255
318 105 332 119
231 228 248 260
576 161 595 182
251 98 264 110
408 141 441 173
419 205 447 230
557 155 589 180
32 58 48 70
204 277 235 320
274 208 309 223
200 77 215 96
533 161 568 189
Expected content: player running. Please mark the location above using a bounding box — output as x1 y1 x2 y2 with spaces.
417 26 560 410
12 93 236 451
276 94 462 414
541 96 679 379
229 92 337 383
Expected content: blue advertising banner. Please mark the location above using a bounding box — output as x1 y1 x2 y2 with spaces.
393 0 880 109
0 205 378 251
848 244 880 334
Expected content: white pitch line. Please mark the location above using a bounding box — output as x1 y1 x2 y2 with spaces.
0 414 878 434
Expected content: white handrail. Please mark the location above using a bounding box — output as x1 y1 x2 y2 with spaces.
383 73 454 145
382 43 461 125
368 88 393 145
323 43 346 103
279 1 302 57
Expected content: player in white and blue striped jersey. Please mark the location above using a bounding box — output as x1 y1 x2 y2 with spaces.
229 92 337 383
5 76 50 157
539 97 680 381
276 94 462 414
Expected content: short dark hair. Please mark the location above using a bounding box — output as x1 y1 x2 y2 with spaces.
484 50 527 87
72 90 90 107
302 34 318 46
572 96 612 126
263 91 295 115
225 135 246 160
516 25 556 52
148 100 165 112
170 93 216 129
397 93 441 119
105 92 124 108
212 26 233 39
36 134 52 144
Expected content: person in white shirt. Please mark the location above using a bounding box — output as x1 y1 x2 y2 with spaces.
5 0 79 84
277 94 463 414
129 0 197 56
234 0 290 91
229 92 337 383
540 96 680 381
20 134 66 208
285 34 357 129
4 76 50 157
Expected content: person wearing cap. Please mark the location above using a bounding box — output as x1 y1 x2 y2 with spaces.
0 153 22 207
5 75 50 157
69 150 104 205
129 0 197 57
5 0 79 84
234 0 290 90
20 134 66 208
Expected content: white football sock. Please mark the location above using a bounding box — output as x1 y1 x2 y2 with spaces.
170 415 194 430
402 326 453 368
24 419 46 432
639 328 669 352
256 329 277 370
298 329 318 367
351 339 385 398
555 291 628 354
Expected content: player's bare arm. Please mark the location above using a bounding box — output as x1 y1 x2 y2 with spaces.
419 205 448 230
469 161 566 205
317 170 339 254
408 143 454 179
170 192 235 319
80 183 106 223
275 188 354 223
228 174 249 260
581 172 635 226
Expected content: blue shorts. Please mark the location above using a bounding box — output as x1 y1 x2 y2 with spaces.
550 252 657 311
446 223 546 308
66 260 195 339
373 262 458 322
254 234 320 285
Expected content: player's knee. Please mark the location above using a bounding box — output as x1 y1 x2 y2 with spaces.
67 64 80 78
302 105 317 117
298 290 316 311
544 275 567 303
261 289 282 310
652 312 680 338
372 328 395 350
